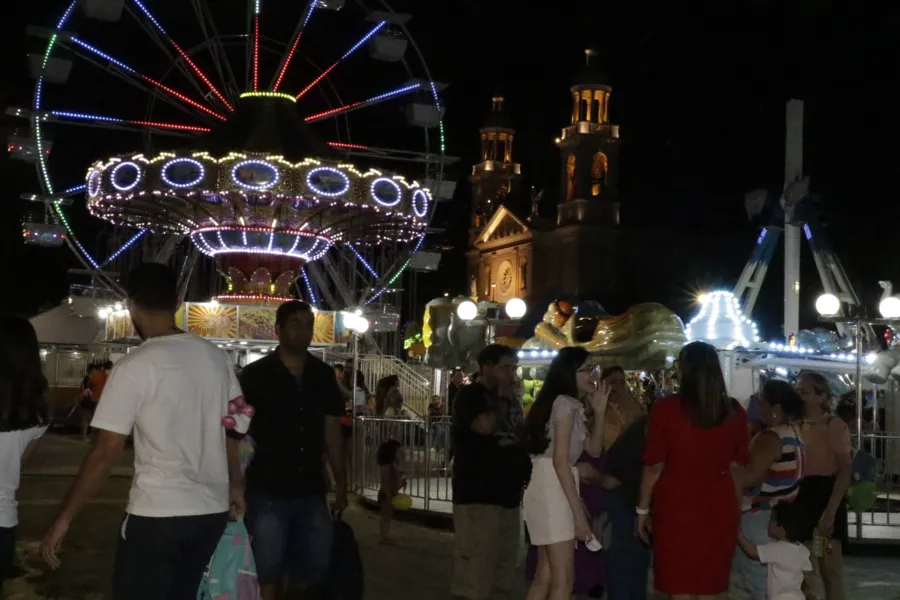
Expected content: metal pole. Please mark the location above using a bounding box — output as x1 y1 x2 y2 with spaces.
351 332 359 492
783 100 804 341
855 320 864 541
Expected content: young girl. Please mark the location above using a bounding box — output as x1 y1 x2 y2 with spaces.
738 501 813 600
0 317 50 593
376 439 406 543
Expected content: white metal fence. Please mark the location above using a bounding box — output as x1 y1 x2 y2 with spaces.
352 416 452 513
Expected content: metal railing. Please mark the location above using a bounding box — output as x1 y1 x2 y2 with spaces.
356 355 433 416
352 416 452 513
349 419 900 543
847 430 900 543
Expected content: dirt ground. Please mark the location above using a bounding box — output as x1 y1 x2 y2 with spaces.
2 435 503 600
4 435 900 599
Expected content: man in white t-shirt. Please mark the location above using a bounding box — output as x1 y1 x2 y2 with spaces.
738 501 813 600
40 263 246 600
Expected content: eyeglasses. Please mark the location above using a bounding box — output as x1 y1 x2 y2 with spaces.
577 365 601 375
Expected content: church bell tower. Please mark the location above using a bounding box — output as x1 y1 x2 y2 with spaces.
556 50 620 227
469 96 522 242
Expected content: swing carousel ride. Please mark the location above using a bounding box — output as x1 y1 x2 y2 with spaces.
13 0 450 347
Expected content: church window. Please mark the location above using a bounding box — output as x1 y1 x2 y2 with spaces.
520 261 528 290
591 98 601 123
565 154 576 201
591 152 608 197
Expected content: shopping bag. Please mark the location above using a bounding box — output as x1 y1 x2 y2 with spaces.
197 517 259 600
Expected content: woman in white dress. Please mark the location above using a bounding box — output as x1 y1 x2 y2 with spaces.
523 347 609 600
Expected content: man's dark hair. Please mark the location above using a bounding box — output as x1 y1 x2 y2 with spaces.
771 501 811 543
275 300 313 326
601 365 625 380
124 263 178 312
334 363 345 373
477 344 516 369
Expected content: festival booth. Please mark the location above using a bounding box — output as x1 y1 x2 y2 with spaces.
99 301 351 365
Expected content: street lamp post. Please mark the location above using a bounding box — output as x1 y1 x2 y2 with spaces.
344 311 369 493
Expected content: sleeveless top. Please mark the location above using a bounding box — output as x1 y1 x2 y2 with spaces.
745 424 804 513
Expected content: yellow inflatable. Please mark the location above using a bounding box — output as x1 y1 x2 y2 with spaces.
392 493 413 510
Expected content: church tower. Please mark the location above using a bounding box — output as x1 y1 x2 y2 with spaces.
556 50 620 227
469 96 521 243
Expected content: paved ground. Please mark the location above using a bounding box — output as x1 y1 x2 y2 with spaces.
4 434 900 599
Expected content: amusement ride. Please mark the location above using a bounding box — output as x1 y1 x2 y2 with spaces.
12 0 453 350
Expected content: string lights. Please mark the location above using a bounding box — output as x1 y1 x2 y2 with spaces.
295 21 387 100
685 290 759 350
306 166 350 197
370 177 402 207
304 83 421 123
130 0 233 110
239 91 297 103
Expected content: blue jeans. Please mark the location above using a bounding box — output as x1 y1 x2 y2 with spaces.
606 491 651 600
245 491 333 586
734 510 771 600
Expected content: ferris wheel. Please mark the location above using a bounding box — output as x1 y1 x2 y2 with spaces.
13 0 451 320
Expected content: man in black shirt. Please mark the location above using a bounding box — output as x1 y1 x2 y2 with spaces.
239 301 346 600
451 344 530 600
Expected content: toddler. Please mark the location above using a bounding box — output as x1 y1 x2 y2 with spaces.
738 501 813 600
377 439 407 543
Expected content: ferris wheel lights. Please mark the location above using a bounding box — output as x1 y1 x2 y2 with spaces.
239 92 297 103
815 293 840 317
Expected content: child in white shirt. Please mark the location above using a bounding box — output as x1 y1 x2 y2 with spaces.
738 501 813 600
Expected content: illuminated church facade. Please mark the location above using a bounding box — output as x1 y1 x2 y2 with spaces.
466 51 746 313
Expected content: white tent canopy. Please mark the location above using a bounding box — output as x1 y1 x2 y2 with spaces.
30 297 105 346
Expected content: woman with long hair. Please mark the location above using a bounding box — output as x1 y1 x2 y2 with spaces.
795 372 850 600
374 375 399 416
637 341 750 599
523 347 609 600
735 379 806 599
0 316 50 593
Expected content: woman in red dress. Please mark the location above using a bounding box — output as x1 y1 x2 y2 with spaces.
637 341 750 598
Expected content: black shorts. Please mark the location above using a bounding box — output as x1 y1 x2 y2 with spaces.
340 423 353 440
113 512 226 600
0 526 15 594
795 475 849 545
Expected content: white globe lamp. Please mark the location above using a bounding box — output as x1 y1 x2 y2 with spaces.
815 293 841 317
505 298 527 319
880 296 900 319
457 300 477 321
352 317 369 334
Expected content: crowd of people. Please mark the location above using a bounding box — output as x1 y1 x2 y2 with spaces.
449 342 853 600
0 260 858 600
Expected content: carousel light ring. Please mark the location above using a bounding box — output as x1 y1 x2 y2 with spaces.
232 159 280 191
306 166 350 198
162 158 206 188
22 0 446 310
412 189 429 218
87 169 102 197
110 161 143 192
371 177 403 207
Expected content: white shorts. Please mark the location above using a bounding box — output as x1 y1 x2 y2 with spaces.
523 457 579 546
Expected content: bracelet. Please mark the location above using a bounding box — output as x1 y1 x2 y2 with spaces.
635 507 650 516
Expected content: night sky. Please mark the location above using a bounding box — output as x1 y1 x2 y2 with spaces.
3 1 900 341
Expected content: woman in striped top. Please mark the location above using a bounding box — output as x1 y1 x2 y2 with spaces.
735 380 805 600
